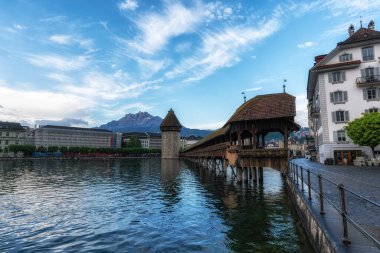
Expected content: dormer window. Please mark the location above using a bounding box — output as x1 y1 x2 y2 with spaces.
339 53 352 62
362 46 374 61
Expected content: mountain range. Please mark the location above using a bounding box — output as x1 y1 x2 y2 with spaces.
98 111 213 137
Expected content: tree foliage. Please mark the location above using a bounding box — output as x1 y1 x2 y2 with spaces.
345 112 380 157
8 144 36 156
125 136 142 148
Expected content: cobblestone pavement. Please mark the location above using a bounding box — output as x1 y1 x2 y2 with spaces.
291 158 380 243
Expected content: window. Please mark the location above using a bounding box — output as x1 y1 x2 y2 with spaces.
6 132 9 137
339 53 353 62
330 90 348 103
365 67 375 78
328 71 346 83
332 110 349 123
337 130 346 142
5 140 8 145
363 87 380 100
365 108 379 113
362 46 374 61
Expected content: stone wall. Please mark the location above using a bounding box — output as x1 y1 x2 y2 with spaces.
161 131 180 159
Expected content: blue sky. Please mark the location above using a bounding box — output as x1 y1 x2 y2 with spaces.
0 0 379 129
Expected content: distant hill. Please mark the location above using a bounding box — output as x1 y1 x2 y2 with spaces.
98 111 213 137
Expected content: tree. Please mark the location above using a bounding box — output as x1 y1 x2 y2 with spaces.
345 112 380 158
125 136 142 148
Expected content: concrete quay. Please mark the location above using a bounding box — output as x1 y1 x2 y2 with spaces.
288 158 380 253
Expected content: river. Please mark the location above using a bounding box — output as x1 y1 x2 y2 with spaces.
0 158 313 252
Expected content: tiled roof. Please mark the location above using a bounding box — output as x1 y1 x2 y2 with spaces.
160 109 182 129
0 121 25 131
338 27 380 45
313 60 361 71
226 93 296 123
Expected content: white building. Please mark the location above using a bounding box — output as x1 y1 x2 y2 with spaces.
0 121 26 152
122 132 162 149
307 21 380 165
33 125 119 148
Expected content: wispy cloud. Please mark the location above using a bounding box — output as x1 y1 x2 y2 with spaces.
119 0 138 11
49 34 95 52
46 73 72 83
35 118 88 127
297 41 317 49
166 13 281 82
128 1 204 54
243 87 262 92
27 54 89 71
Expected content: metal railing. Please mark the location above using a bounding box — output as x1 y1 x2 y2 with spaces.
288 161 380 248
356 75 380 85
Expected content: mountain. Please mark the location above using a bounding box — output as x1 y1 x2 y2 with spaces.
98 111 213 137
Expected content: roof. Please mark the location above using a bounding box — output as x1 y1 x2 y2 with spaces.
338 27 380 46
184 126 228 151
160 109 182 130
226 93 296 124
41 125 113 133
0 121 25 131
313 60 361 71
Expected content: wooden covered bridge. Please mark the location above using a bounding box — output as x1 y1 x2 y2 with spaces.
182 92 300 183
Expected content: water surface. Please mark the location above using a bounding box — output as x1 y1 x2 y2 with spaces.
0 159 313 252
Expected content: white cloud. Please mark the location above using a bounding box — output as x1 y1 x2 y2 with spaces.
119 0 138 11
46 73 72 83
186 121 225 130
166 15 281 82
49 34 72 45
128 2 204 54
205 1 235 22
295 94 308 127
35 118 88 127
297 41 317 49
13 24 27 30
244 87 262 92
27 54 89 71
49 34 95 52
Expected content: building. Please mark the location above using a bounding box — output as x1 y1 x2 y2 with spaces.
122 132 162 149
307 20 380 164
33 125 119 148
160 109 182 159
0 121 26 152
180 135 203 150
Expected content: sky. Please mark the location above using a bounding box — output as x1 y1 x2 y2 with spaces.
0 0 379 130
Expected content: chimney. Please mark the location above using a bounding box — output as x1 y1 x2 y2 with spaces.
314 54 327 64
368 20 375 30
348 24 355 36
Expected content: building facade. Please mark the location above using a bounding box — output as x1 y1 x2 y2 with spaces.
160 109 182 159
0 121 26 151
307 21 380 164
33 125 119 148
122 132 162 149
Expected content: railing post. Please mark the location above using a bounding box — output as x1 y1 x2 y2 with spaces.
338 184 351 244
307 169 312 200
318 174 325 215
296 164 299 185
300 166 304 192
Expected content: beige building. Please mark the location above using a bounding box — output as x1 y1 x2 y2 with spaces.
33 125 118 148
122 132 162 149
160 109 182 159
0 121 26 151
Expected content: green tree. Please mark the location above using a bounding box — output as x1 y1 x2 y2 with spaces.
125 136 142 148
48 146 59 153
36 146 47 152
345 112 380 158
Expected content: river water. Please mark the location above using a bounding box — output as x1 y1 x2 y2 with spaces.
0 159 313 252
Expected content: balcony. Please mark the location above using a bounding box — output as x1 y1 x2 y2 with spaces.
309 107 320 118
356 75 380 87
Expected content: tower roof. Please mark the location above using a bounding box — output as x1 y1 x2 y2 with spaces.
160 109 182 131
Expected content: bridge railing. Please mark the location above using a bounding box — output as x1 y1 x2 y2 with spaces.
288 161 380 249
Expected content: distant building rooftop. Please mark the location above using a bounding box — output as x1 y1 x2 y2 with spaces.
40 125 112 133
0 121 25 131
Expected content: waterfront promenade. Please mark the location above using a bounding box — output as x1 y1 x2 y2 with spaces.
291 158 380 252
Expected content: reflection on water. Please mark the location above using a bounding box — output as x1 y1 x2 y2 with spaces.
0 159 313 252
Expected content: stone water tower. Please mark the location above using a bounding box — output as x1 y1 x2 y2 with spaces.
160 109 182 159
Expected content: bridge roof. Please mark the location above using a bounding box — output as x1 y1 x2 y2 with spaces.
185 125 229 151
226 93 296 124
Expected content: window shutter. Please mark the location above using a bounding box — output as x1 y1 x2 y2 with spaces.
349 54 352 61
344 111 349 121
332 111 336 122
339 55 343 62
363 89 368 100
361 69 365 77
343 91 348 101
328 73 333 83
330 92 334 103
375 67 380 76
333 131 338 142
378 88 380 99
342 71 346 81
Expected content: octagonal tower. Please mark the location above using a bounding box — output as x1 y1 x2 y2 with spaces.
160 109 182 159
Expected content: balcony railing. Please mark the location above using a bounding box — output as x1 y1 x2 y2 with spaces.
356 75 380 86
309 107 320 118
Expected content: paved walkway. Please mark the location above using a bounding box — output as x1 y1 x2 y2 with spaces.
291 158 380 252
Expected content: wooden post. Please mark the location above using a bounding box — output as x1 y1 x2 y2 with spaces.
237 167 242 183
258 167 264 183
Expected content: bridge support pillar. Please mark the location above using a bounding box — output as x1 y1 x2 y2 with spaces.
243 168 249 182
222 159 227 177
258 167 264 183
252 167 257 182
236 167 242 183
212 158 216 171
